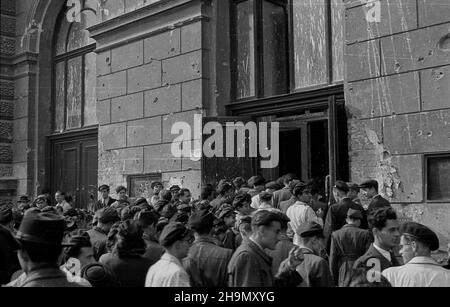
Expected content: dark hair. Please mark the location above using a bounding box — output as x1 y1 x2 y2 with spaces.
135 210 160 229
106 222 121 253
20 241 62 264
63 232 92 262
156 219 169 233
81 263 117 287
121 206 141 221
283 173 298 184
160 190 172 202
115 186 127 194
115 220 146 258
160 204 177 220
179 188 191 197
64 194 73 203
292 182 308 197
55 190 66 196
233 193 251 209
368 207 397 230
201 186 214 200
151 182 163 189
217 182 233 196
252 176 266 187
213 220 228 236
259 192 273 203
41 187 52 195
252 210 288 227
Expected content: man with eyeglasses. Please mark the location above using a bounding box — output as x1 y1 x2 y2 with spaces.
382 222 450 287
145 222 194 287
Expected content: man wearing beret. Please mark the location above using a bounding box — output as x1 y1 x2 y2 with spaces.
87 207 120 261
354 207 401 273
382 222 450 287
9 209 90 287
324 181 367 252
329 208 372 286
91 185 116 213
145 222 193 287
294 221 334 287
359 179 391 214
183 210 233 287
227 210 305 287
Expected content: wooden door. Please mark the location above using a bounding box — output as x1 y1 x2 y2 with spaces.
50 130 98 209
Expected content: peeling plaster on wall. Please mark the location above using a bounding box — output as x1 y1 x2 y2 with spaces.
98 141 127 199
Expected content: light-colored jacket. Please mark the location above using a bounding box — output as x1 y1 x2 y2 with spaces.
382 256 450 287
286 201 323 246
145 252 190 287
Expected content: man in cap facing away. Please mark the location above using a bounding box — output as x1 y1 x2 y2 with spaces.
359 179 391 214
329 208 372 286
295 221 334 287
382 222 450 287
227 210 304 287
87 207 120 261
145 222 194 287
183 210 233 287
10 209 90 287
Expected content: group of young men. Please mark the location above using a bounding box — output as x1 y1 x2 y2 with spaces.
0 174 449 287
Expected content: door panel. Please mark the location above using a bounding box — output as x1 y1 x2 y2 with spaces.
50 131 98 209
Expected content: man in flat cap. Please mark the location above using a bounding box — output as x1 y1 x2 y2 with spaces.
0 204 20 285
87 207 120 261
91 185 116 213
10 209 90 287
273 174 299 209
169 185 181 204
217 205 238 250
183 210 233 287
359 179 391 214
329 208 372 286
228 210 305 287
324 181 367 252
145 222 194 287
382 222 450 287
294 221 334 287
354 207 401 273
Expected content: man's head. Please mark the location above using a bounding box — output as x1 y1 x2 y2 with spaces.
399 222 440 264
178 188 192 205
251 176 266 191
188 210 215 236
200 186 215 201
96 207 120 233
115 186 127 200
98 185 110 199
159 222 194 260
216 182 234 199
135 209 160 237
347 183 360 201
369 207 400 250
292 182 312 203
265 181 281 193
34 195 50 210
218 207 237 228
296 221 325 256
283 173 299 189
0 204 13 227
14 209 74 272
332 181 349 202
259 191 273 206
251 211 287 250
55 191 66 203
151 182 163 195
63 232 94 267
233 177 246 190
359 180 379 199
233 192 253 215
170 185 181 201
346 208 363 228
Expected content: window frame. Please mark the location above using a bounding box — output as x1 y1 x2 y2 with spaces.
424 152 450 203
230 0 344 103
51 7 97 134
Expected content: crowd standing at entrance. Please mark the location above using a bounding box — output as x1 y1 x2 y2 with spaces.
1 175 449 287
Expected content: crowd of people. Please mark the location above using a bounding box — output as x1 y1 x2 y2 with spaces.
1 174 449 287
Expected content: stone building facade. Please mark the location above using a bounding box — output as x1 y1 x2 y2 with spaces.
0 0 449 251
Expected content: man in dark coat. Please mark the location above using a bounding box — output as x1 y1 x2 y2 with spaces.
211 182 235 214
329 208 372 286
273 174 298 209
354 207 401 275
11 209 90 287
359 180 391 214
295 222 334 287
0 205 20 284
324 181 367 251
90 185 116 213
87 207 120 261
183 210 233 287
227 210 304 287
266 212 294 276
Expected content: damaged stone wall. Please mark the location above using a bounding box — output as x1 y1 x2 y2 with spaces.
344 0 450 250
91 0 207 199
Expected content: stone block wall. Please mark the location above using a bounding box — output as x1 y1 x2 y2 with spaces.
344 0 450 250
92 0 207 199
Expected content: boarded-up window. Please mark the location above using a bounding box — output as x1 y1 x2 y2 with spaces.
427 155 450 201
293 0 327 89
235 0 256 99
54 5 97 133
262 1 288 96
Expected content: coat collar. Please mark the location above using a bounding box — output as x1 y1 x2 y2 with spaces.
407 256 441 266
194 235 220 246
22 266 66 286
248 239 272 265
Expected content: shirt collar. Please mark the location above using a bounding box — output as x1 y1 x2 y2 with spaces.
407 256 440 266
161 252 183 267
373 243 391 262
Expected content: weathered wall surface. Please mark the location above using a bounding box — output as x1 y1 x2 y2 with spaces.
344 0 450 251
91 0 208 199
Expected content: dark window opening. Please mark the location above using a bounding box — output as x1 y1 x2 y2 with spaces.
426 154 450 201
